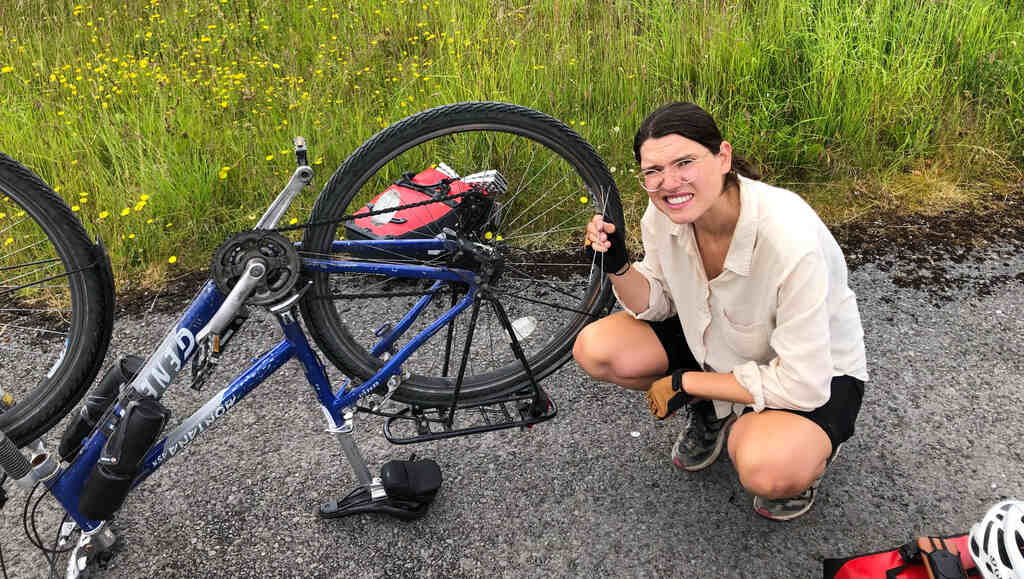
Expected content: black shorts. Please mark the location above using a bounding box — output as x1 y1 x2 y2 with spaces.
646 315 865 448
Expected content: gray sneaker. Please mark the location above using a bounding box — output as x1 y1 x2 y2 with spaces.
753 444 842 521
670 400 737 471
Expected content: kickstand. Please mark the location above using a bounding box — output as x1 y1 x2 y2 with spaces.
319 409 437 521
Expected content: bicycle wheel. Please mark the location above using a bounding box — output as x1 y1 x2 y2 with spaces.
300 102 623 406
0 152 114 447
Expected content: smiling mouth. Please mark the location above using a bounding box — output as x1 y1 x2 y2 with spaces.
664 193 694 206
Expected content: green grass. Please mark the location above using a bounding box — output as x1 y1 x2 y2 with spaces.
0 0 1021 286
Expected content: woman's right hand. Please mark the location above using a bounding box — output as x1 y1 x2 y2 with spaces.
585 214 615 252
585 214 629 274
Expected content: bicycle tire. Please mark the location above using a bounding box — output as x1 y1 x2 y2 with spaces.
300 102 623 406
0 152 114 447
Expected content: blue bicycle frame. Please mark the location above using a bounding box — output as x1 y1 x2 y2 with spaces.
46 236 477 532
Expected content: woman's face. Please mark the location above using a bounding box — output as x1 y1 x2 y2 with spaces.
637 133 732 225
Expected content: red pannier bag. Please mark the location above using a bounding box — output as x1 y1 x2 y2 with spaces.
822 534 978 578
344 163 501 241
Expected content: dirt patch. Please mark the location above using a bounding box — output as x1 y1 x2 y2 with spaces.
115 269 212 317
832 188 1024 305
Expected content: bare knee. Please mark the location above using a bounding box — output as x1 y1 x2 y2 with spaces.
572 313 667 389
572 323 615 381
735 458 817 499
728 411 832 499
573 321 650 383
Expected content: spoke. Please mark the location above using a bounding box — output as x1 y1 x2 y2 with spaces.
0 343 63 356
0 307 73 314
502 276 587 286
503 150 562 224
0 260 62 288
0 323 68 336
0 238 52 263
0 256 60 273
502 202 590 244
0 216 31 236
505 202 583 242
0 269 79 299
0 284 72 291
499 225 587 243
501 263 591 305
502 172 572 233
489 287 603 317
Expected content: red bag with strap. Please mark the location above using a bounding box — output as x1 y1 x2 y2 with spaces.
823 534 978 578
344 163 502 241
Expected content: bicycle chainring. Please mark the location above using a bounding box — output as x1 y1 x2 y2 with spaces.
211 230 301 305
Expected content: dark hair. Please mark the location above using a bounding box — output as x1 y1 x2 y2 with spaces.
632 102 760 189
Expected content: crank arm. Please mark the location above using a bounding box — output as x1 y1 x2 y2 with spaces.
196 259 265 345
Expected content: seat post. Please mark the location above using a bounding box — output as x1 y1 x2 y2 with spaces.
332 409 386 501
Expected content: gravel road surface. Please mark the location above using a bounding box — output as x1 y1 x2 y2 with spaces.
2 208 1022 578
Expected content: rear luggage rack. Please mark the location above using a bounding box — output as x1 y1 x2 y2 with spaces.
380 387 557 444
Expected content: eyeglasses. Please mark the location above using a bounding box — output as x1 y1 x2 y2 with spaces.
636 151 714 192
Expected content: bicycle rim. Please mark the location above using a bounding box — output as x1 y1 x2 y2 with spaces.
301 102 623 406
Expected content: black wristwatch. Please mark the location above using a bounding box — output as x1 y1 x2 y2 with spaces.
671 369 694 405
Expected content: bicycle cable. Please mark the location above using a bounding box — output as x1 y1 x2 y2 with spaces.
6 471 76 579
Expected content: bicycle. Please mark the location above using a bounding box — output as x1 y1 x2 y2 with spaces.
0 101 624 577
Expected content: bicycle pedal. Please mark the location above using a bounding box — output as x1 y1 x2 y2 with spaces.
190 340 218 391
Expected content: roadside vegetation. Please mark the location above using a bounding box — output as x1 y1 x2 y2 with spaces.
0 0 1020 287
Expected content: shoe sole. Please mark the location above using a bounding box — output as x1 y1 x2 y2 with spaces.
753 496 815 521
672 413 737 472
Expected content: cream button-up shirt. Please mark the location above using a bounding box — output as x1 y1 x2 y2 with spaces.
616 176 869 418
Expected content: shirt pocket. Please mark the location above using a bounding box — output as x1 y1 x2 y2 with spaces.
719 308 774 361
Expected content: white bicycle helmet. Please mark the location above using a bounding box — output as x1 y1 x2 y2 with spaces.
969 500 1024 579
